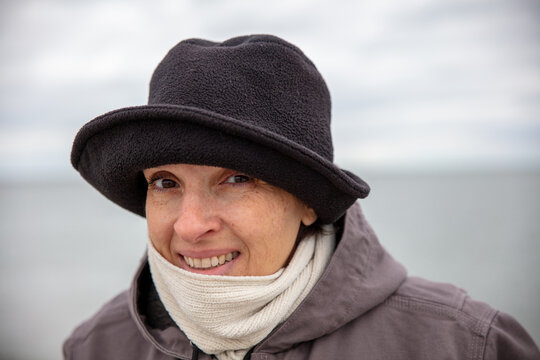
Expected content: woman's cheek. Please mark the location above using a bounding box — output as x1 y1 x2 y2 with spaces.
147 202 176 248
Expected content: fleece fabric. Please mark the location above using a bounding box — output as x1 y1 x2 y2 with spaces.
63 202 540 360
70 35 370 224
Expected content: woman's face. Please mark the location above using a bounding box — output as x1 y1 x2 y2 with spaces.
143 164 317 276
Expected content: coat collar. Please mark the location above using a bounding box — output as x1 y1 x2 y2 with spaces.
128 202 407 358
255 202 407 353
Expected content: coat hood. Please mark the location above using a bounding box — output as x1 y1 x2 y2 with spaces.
128 202 407 358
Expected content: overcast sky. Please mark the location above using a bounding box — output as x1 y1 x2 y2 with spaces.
1 0 539 179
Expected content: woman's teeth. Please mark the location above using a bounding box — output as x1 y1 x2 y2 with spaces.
183 252 239 269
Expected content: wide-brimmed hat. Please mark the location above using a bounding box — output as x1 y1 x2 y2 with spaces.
71 34 370 223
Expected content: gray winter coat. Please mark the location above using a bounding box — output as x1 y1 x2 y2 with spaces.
63 203 540 359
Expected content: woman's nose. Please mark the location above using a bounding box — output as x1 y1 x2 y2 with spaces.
173 191 221 243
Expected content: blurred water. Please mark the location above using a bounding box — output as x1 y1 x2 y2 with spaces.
1 171 539 359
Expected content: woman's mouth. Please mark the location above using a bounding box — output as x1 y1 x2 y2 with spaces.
183 251 239 270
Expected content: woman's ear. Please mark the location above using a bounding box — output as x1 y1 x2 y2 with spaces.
301 206 318 226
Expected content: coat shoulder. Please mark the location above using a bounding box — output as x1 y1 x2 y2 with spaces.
302 277 540 360
65 290 133 341
389 276 495 333
63 290 158 360
378 276 540 359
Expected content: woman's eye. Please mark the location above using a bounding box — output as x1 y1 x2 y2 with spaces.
153 178 178 189
224 174 252 184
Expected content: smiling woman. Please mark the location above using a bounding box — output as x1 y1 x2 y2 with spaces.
143 164 317 277
64 35 540 360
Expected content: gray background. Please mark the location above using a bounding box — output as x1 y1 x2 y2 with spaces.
1 1 539 359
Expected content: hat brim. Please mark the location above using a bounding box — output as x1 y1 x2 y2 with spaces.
71 104 370 223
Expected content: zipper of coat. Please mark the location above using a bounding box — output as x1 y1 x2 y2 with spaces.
190 342 199 360
243 348 254 359
188 344 253 360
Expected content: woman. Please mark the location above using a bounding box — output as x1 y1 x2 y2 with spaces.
64 35 540 359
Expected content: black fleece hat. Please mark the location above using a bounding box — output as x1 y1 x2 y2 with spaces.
71 34 370 223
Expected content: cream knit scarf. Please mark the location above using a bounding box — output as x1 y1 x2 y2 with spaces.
147 225 335 360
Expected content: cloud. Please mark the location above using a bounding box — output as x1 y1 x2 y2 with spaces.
1 0 539 177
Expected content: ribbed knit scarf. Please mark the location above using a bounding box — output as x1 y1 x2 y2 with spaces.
147 225 335 360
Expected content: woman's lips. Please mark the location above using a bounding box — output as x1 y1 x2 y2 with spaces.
183 251 239 270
